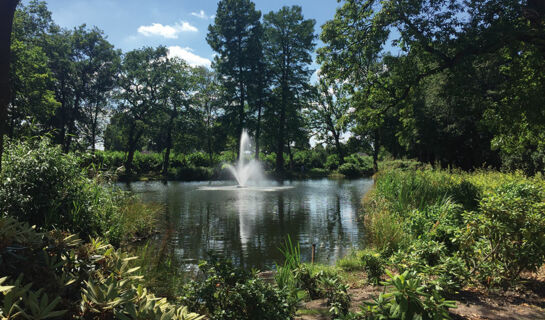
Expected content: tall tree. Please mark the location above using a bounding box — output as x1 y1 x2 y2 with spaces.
192 66 222 166
115 47 169 175
0 0 20 170
207 0 263 159
160 58 193 176
263 6 315 173
308 78 351 163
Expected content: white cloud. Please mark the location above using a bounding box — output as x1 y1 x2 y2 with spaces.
191 10 209 19
137 21 197 39
168 46 211 67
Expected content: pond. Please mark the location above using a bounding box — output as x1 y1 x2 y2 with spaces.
122 178 373 270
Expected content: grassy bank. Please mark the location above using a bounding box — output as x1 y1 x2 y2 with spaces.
297 166 545 319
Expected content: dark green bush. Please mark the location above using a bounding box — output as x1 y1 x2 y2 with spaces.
133 151 163 173
180 257 294 320
325 154 341 170
360 250 385 284
460 182 545 285
0 138 101 237
338 162 361 178
187 151 209 167
0 138 159 243
172 166 214 181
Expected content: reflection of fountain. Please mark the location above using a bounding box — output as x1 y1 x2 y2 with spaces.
226 130 263 187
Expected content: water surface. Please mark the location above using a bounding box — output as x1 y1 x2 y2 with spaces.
123 178 373 269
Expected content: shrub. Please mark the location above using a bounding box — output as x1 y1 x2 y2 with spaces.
360 250 385 284
0 216 202 320
338 162 361 178
180 257 294 320
345 154 374 175
0 138 159 244
325 154 341 170
0 138 100 237
187 152 209 167
361 271 456 320
460 182 545 285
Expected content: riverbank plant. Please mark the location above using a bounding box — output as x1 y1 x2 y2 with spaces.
361 167 545 292
0 216 202 320
0 137 160 245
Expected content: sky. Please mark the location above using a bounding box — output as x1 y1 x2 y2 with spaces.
39 0 344 71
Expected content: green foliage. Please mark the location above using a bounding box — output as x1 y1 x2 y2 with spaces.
325 154 341 170
0 137 99 237
0 217 202 320
459 182 545 286
180 257 293 320
361 271 456 320
319 274 351 319
0 138 159 244
360 250 385 285
364 166 545 292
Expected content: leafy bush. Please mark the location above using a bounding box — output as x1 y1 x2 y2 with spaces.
325 154 341 170
460 182 545 285
133 151 163 173
0 138 101 237
344 154 374 176
338 162 361 178
180 257 294 320
361 250 385 284
0 216 202 320
187 152 209 167
171 166 214 181
0 138 159 244
361 271 455 320
319 274 351 319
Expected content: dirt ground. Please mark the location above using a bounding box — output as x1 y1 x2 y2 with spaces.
294 270 545 320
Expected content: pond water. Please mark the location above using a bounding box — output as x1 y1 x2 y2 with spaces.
122 178 373 270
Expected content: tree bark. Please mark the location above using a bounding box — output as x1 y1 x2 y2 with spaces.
162 115 175 177
0 0 20 171
372 130 380 173
254 102 262 160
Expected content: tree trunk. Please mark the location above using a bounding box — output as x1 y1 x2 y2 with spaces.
0 0 19 171
254 102 262 160
207 107 213 166
333 130 344 164
125 123 139 175
162 115 175 177
372 130 380 173
276 85 287 174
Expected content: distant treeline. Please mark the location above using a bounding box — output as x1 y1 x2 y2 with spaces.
6 0 545 176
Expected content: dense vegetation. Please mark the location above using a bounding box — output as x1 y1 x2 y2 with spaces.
1 0 545 319
1 0 543 178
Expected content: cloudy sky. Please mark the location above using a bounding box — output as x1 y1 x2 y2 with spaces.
39 0 343 69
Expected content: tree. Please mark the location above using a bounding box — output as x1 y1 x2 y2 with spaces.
73 26 121 152
114 47 169 175
51 25 119 152
0 0 20 170
159 58 194 176
307 77 352 163
192 66 223 166
263 6 315 173
207 0 263 159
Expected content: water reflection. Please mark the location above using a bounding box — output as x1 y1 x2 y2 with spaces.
122 178 373 269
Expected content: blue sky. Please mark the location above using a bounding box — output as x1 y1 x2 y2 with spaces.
41 0 343 70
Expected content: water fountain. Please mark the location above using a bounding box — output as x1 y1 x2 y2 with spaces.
225 130 263 187
198 129 292 191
